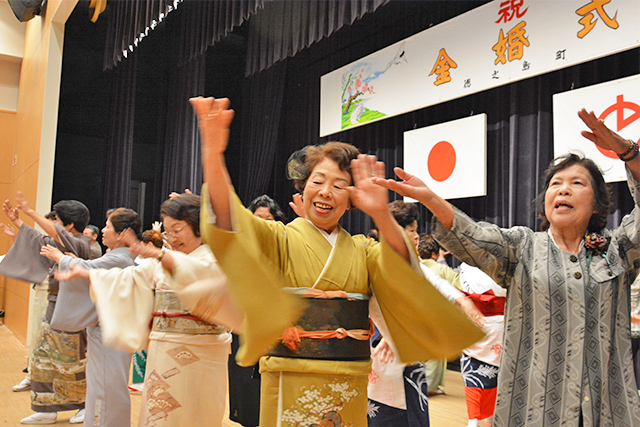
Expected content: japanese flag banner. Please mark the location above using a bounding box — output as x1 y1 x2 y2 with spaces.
403 114 487 200
553 74 640 183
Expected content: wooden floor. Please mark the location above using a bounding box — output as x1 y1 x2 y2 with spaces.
0 323 483 426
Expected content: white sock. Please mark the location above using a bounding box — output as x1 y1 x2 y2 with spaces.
467 419 479 427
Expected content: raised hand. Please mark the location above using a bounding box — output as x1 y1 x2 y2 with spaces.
372 167 435 205
578 108 630 155
3 200 19 222
289 193 306 218
151 221 162 233
169 189 193 199
348 154 389 218
55 264 90 282
15 191 34 215
0 223 16 240
189 97 234 156
40 244 64 263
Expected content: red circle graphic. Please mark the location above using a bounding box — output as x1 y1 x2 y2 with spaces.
428 141 456 182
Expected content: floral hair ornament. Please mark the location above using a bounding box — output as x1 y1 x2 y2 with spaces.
286 146 310 181
584 232 611 267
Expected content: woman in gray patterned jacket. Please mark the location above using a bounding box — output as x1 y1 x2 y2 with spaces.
371 108 640 427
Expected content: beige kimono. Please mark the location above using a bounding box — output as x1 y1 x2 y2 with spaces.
87 245 240 426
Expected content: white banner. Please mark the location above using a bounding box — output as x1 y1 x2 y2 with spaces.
553 74 640 183
403 114 487 200
320 0 640 137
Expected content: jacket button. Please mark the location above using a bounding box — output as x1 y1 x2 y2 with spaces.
608 271 613 277
584 396 590 402
574 272 582 279
570 255 578 262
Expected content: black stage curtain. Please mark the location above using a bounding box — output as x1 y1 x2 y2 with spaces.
103 0 181 70
237 60 288 203
232 0 640 237
160 53 206 199
102 51 137 211
245 0 390 77
104 0 264 70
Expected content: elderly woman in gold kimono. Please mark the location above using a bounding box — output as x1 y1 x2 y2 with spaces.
373 109 640 427
190 97 483 427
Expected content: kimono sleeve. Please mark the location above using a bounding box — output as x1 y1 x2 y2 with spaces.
88 263 157 352
51 250 135 332
366 235 484 363
201 184 305 366
432 207 526 288
0 223 55 284
610 166 640 271
55 224 91 260
164 248 244 332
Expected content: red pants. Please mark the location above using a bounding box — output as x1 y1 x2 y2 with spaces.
464 386 497 420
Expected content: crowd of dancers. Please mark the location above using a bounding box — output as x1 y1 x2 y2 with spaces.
1 99 639 427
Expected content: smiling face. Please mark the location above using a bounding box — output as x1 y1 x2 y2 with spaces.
302 157 352 234
544 164 596 235
162 216 202 254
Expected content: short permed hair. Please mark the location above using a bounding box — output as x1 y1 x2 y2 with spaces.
52 200 90 233
418 234 440 259
535 152 611 233
292 142 361 193
388 200 419 228
160 193 201 237
107 208 142 240
141 229 164 248
248 195 286 222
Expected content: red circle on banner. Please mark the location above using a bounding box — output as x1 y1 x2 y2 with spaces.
428 141 456 182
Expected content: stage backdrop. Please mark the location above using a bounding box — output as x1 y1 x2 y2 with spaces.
320 0 640 136
553 74 640 183
404 114 487 200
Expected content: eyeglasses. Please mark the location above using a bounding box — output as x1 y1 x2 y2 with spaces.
163 225 189 239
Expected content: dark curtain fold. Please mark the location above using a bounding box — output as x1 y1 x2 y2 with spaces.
245 0 391 76
103 0 264 71
103 0 181 70
102 51 138 211
175 0 265 67
238 60 288 203
160 53 207 198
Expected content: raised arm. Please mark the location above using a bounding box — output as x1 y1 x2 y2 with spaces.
349 155 410 261
578 108 640 182
3 199 24 230
190 97 235 231
15 191 61 243
373 167 455 231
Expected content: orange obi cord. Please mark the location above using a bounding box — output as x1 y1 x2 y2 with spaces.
303 288 350 299
280 318 375 351
149 311 214 329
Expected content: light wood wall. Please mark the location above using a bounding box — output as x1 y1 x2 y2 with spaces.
0 0 77 343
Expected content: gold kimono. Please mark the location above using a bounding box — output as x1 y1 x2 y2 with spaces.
202 187 482 427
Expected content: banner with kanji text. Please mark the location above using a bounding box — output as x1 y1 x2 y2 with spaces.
320 0 640 137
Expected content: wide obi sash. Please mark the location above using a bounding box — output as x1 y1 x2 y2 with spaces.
152 290 227 335
462 290 506 317
268 288 373 361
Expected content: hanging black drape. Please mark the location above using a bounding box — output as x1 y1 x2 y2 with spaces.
160 53 206 198
103 0 182 70
102 51 138 212
244 0 391 76
237 60 288 203
103 0 265 70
